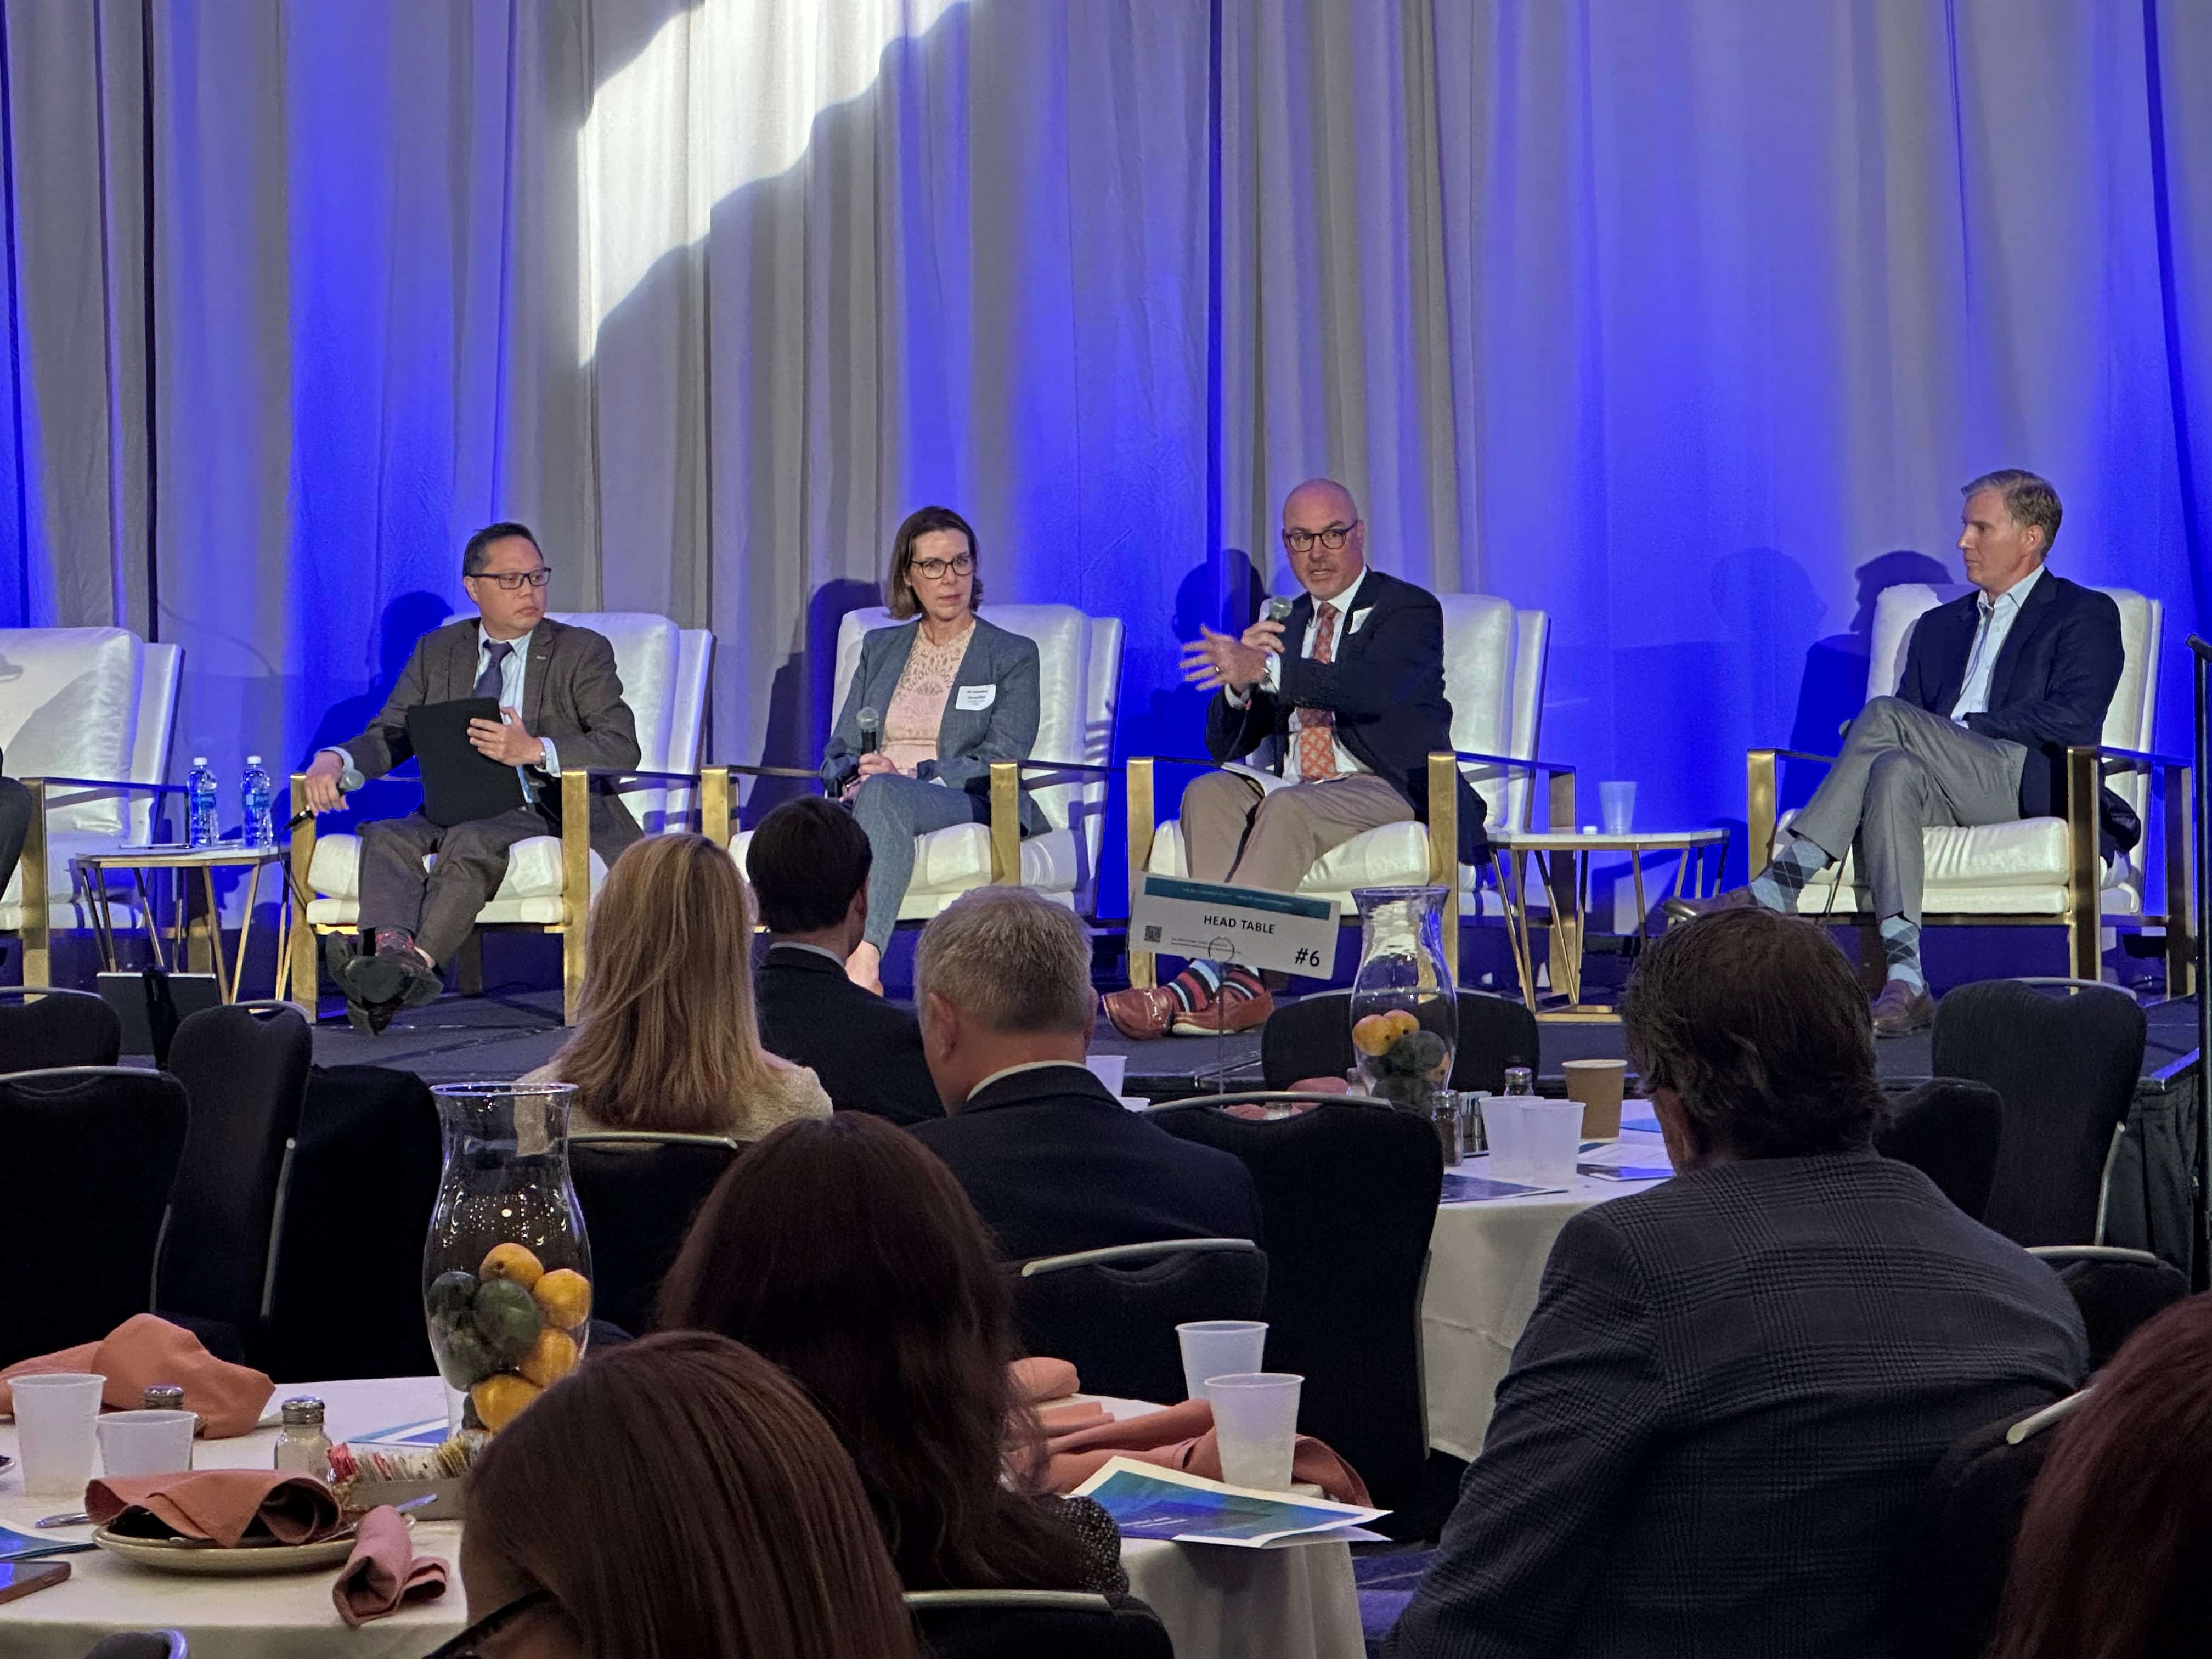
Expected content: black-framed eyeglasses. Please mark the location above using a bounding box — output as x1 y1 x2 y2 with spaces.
419 1587 555 1658
471 568 552 592
1282 522 1358 553
911 553 975 581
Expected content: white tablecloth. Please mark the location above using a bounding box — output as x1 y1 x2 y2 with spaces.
1421 1128 1672 1460
2 1377 1363 1659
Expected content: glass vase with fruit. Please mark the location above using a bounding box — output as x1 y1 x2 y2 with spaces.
423 1082 595 1436
1347 885 1458 1112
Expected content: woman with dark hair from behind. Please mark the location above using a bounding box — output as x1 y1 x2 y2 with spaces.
1988 1293 2212 1659
657 1112 1124 1593
447 1330 916 1659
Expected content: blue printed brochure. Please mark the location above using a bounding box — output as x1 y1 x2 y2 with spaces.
1071 1457 1387 1548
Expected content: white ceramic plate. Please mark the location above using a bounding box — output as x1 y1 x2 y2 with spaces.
89 1515 404 1576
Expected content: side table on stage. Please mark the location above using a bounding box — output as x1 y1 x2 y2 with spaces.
1491 827 1729 1022
70 843 289 1002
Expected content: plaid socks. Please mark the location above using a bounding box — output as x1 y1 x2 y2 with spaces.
1880 916 1925 992
1167 961 1266 1012
1748 833 1834 911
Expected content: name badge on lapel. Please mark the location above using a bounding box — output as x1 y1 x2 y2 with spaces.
956 684 997 712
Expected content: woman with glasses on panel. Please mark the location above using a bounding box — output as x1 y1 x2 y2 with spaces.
819 506 1042 994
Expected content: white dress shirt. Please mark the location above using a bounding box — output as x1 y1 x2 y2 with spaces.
324 622 559 786
1950 563 2046 724
1228 568 1373 782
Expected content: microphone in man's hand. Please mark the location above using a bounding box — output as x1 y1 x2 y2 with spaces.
857 707 882 755
284 766 364 830
1262 596 1296 626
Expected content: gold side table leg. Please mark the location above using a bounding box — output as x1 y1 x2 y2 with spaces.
1496 849 1537 1010
235 862 264 1000
200 866 232 1001
136 871 167 971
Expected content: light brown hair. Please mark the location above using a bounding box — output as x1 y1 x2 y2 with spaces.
885 504 984 619
1963 467 2063 556
465 1330 918 1659
541 832 799 1132
915 885 1095 1036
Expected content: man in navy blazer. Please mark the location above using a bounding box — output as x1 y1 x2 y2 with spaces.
1387 910 2086 1659
910 887 1262 1262
1104 477 1487 1041
1673 469 2123 1034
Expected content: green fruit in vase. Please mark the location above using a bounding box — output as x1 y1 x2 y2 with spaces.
432 1323 498 1391
426 1270 478 1324
473 1276 546 1364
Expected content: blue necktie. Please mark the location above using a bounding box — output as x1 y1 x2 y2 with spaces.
475 641 512 704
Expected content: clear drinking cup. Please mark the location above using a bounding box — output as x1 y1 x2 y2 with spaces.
1176 1321 1268 1402
1599 781 1636 835
13 1372 108 1496
1208 1371 1304 1491
95 1409 199 1479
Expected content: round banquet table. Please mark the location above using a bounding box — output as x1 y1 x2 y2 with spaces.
1421 1125 1673 1460
1 1376 1363 1659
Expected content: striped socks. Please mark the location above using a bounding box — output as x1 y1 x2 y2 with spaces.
1167 961 1266 1012
1880 916 1926 993
1748 833 1834 911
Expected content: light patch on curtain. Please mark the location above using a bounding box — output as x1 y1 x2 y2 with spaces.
575 0 966 366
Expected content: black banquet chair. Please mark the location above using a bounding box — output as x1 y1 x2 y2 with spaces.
155 1002 313 1367
569 1132 746 1336
1931 979 2146 1248
0 1066 188 1367
1148 1092 1442 1514
1010 1238 1268 1406
1876 1078 2004 1222
2029 1244 2191 1370
907 1590 1175 1659
1261 988 1539 1093
0 985 122 1074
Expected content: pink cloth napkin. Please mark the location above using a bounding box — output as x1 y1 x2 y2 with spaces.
0 1314 274 1438
334 1506 449 1627
86 1469 344 1549
1043 1397 1373 1507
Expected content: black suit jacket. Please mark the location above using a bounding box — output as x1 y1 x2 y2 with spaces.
911 1064 1264 1262
1895 572 2127 840
1386 1153 2087 1659
753 944 944 1128
1206 569 1489 864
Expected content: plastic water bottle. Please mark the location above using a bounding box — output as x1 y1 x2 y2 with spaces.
241 755 275 848
187 757 219 848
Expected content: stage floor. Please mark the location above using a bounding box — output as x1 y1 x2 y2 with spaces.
301 981 2203 1101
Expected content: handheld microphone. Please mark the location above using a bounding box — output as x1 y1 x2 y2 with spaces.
1262 596 1295 626
857 706 882 754
284 765 364 831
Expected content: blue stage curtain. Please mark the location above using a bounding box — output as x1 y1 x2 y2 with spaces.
2 0 2208 892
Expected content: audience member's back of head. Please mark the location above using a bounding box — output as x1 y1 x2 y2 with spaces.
1989 1293 2212 1659
1621 907 1883 1160
462 1330 916 1659
750 795 871 933
544 832 785 1131
915 884 1095 1035
656 1112 1093 1590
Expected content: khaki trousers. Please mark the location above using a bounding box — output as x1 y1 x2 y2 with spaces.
1179 771 1413 892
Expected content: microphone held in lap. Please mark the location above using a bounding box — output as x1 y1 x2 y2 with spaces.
284 766 364 830
857 706 881 755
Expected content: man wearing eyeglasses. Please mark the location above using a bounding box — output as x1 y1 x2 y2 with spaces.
1103 478 1487 1040
301 521 641 1029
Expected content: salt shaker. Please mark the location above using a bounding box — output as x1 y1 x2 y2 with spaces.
1503 1066 1535 1097
273 1397 333 1481
141 1384 186 1412
1430 1098 1463 1166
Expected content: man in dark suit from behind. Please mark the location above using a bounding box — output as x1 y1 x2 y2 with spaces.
910 886 1262 1262
1672 469 2124 1035
748 794 944 1127
1388 908 2086 1659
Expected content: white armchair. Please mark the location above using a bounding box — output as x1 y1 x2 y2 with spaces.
0 627 185 986
1755 584 2191 988
289 612 715 1021
1126 595 1563 985
729 603 1126 918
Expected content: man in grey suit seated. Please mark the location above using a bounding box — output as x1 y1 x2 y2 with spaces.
1387 907 2086 1659
300 522 641 1030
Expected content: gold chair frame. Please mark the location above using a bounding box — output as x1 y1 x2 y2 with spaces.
7 776 189 988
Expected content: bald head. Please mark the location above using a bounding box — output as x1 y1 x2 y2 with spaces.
1280 478 1367 602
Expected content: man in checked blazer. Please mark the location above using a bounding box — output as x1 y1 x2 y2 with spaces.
1387 909 2086 1659
301 523 640 1028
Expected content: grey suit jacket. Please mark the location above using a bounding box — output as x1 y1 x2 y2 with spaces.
336 617 644 861
1387 1153 2087 1659
821 614 1046 835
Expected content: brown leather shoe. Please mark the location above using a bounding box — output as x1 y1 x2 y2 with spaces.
1102 985 1182 1041
1172 986 1275 1037
1870 979 1936 1037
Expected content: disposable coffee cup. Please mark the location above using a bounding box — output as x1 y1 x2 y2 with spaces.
96 1409 198 1479
12 1372 107 1496
1523 1100 1585 1186
1563 1058 1627 1138
1207 1372 1304 1491
1177 1321 1267 1402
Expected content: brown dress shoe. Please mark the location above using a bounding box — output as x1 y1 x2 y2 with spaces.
1101 985 1182 1041
1171 986 1275 1037
1662 887 1763 926
1870 979 1936 1036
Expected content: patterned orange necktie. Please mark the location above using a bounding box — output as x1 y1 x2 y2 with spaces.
1293 605 1340 782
